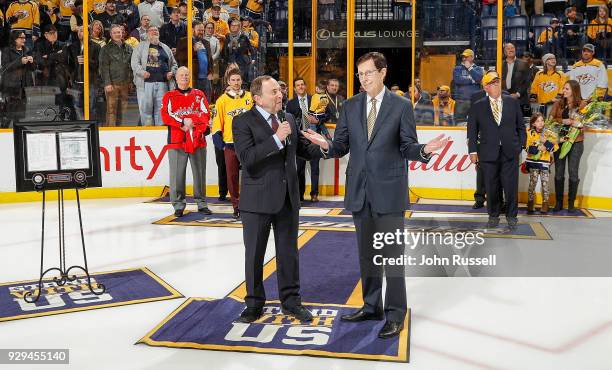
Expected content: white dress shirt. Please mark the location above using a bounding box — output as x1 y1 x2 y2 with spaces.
255 105 284 150
365 87 386 120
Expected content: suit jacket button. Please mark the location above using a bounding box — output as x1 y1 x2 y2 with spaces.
282 179 286 183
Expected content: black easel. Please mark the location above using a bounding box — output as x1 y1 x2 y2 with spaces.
24 187 106 303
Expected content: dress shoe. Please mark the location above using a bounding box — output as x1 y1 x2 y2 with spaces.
198 206 212 215
218 195 227 201
485 217 500 229
506 217 518 231
232 209 240 219
237 307 263 323
472 201 485 209
174 209 184 217
340 308 384 322
281 304 313 322
311 194 319 203
378 320 404 339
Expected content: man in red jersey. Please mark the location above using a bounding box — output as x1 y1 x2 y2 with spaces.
161 66 213 217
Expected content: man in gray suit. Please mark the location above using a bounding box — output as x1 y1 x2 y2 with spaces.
304 52 449 339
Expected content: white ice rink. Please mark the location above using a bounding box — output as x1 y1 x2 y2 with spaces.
1 197 611 370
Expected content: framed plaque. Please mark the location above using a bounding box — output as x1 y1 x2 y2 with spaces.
13 121 102 192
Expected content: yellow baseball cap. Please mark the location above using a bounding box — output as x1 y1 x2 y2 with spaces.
481 71 500 86
461 49 474 57
438 85 451 92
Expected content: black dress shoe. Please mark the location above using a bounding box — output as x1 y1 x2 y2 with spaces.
198 206 212 215
232 209 240 219
340 308 384 322
472 201 485 209
237 307 263 323
281 304 313 322
485 217 500 229
218 195 227 201
378 320 404 339
174 209 184 217
506 217 518 231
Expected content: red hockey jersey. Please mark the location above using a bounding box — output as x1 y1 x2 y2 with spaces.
161 88 211 153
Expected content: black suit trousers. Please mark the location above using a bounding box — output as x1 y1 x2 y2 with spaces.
479 147 519 219
242 192 301 309
352 198 407 322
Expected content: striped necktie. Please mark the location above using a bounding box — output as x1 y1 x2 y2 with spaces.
367 98 377 140
299 97 309 130
491 98 501 126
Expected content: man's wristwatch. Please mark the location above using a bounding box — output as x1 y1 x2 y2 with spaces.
420 145 432 160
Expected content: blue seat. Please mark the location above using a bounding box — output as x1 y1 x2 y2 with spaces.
505 15 529 56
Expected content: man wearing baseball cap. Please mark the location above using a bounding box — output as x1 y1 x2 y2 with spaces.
467 71 526 231
432 85 455 126
452 49 484 123
567 43 608 101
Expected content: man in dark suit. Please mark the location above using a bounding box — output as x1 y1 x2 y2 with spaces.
502 43 530 116
286 77 320 202
303 52 449 339
467 71 527 231
232 75 325 323
470 89 506 210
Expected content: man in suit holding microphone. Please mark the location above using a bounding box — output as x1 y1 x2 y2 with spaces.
303 52 449 339
232 75 325 323
467 71 526 231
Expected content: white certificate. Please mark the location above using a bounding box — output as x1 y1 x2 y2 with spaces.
26 133 58 172
59 132 90 170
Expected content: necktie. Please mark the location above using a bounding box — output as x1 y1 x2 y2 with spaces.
367 98 377 140
270 114 279 132
299 97 309 130
491 99 501 126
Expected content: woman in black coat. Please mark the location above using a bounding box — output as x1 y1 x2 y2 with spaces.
1 31 36 125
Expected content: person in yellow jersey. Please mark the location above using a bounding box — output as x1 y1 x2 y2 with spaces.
536 17 560 55
207 5 229 49
212 67 254 219
587 4 612 59
39 0 59 35
530 53 566 117
243 0 264 20
203 0 229 22
241 16 259 49
53 0 75 40
88 0 108 16
6 0 41 47
432 85 456 126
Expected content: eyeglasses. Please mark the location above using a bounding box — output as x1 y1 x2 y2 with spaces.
356 69 379 79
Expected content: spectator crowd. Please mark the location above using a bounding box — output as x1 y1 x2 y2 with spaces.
0 0 270 127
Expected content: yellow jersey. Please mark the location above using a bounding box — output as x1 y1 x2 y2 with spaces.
242 25 259 48
6 1 40 34
245 0 263 14
530 69 566 104
587 18 612 40
212 90 254 143
525 128 559 169
87 0 107 14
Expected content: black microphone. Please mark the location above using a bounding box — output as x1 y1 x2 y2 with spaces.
277 110 290 146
